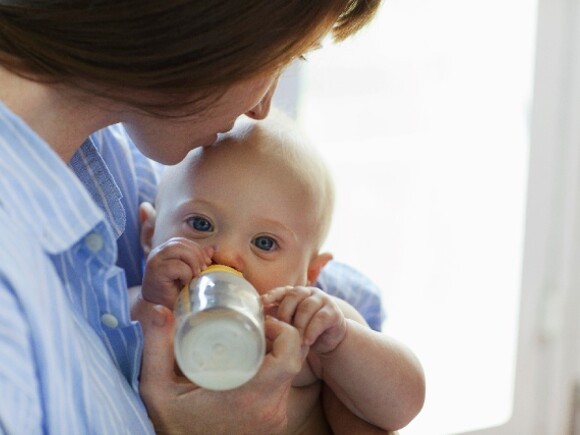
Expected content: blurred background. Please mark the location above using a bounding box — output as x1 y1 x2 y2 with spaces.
274 0 580 433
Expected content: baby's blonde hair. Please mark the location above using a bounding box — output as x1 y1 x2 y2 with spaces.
181 109 335 251
245 110 335 250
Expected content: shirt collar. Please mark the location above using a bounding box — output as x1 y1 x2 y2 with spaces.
0 102 125 254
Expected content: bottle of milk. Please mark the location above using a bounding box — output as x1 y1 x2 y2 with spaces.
174 264 265 391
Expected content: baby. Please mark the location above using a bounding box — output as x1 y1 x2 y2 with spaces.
138 111 425 433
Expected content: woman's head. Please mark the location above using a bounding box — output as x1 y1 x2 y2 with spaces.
0 0 381 116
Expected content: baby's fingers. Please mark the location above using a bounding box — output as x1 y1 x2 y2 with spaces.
263 286 313 325
302 304 344 349
261 286 292 306
160 237 212 274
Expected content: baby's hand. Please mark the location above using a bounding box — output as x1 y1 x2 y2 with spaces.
142 237 212 308
261 286 347 355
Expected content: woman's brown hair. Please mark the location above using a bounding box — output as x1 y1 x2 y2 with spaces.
0 0 381 116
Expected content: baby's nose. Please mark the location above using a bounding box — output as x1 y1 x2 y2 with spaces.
211 245 244 273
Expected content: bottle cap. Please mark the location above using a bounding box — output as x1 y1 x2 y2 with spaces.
200 264 243 278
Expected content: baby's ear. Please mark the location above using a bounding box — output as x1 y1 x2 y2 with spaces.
139 202 157 256
307 252 333 285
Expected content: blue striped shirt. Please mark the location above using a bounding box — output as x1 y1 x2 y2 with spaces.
0 103 154 434
0 100 385 434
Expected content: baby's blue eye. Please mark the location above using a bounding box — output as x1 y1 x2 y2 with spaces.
188 216 213 232
253 236 277 252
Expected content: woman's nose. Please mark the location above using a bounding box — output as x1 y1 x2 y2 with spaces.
245 78 279 120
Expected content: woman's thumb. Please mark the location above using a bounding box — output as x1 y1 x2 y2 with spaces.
139 304 177 390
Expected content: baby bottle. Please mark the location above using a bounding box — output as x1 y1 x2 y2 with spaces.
174 264 266 391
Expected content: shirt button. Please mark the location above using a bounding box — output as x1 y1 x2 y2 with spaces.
101 313 119 329
85 232 104 252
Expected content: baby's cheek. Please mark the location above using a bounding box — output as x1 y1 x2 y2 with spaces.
252 277 285 296
251 269 307 297
250 279 274 296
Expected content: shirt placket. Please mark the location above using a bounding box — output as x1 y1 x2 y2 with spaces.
78 222 143 392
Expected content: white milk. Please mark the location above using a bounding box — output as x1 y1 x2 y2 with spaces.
176 309 263 390
174 265 265 390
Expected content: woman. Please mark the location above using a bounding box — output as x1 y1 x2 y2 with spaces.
0 1 386 433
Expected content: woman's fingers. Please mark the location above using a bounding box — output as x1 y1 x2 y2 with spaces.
263 315 306 369
138 303 179 398
138 301 304 433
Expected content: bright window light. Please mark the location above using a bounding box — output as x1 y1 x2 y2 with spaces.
293 1 537 433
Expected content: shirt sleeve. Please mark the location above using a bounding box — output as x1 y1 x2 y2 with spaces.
316 261 386 331
91 125 163 287
0 278 42 435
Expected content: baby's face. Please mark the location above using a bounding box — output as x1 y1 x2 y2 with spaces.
152 144 321 295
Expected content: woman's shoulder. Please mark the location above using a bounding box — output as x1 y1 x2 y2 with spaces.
0 207 47 289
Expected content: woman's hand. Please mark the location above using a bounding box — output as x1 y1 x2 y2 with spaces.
135 299 302 435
